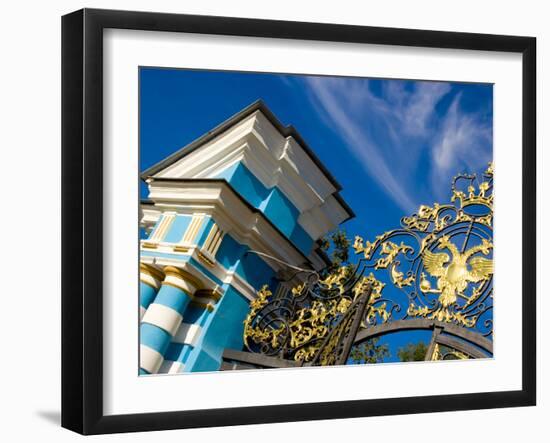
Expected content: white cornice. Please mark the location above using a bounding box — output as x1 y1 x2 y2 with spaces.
140 241 305 302
155 116 256 179
146 180 311 269
140 206 329 278
140 206 161 230
150 110 351 241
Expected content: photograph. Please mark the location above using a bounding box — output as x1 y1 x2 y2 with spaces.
137 67 494 375
0 0 544 440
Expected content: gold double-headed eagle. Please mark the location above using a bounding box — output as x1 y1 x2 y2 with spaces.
419 235 493 307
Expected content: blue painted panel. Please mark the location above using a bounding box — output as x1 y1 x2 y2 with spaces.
219 287 252 351
215 162 239 184
215 233 246 270
260 188 299 237
140 323 172 355
164 343 182 361
147 216 163 240
188 257 224 286
196 309 211 327
196 217 215 247
140 250 192 262
214 232 277 291
290 223 315 255
164 215 191 243
184 305 210 326
154 285 192 314
218 162 269 207
165 343 193 363
184 285 251 372
183 305 204 324
216 162 315 254
139 281 158 309
185 349 221 372
139 368 149 375
179 345 193 363
139 227 148 240
235 250 275 291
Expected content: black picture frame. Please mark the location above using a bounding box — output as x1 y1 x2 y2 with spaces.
61 8 536 435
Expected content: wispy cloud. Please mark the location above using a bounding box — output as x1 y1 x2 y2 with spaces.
300 76 492 212
431 94 492 194
303 77 418 211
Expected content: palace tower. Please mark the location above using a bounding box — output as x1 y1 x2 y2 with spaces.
139 100 353 374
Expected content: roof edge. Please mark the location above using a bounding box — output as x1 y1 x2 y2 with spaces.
141 99 355 221
141 99 343 189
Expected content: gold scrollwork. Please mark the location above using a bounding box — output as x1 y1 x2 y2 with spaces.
390 261 415 288
243 286 285 350
243 163 494 364
243 272 391 363
350 163 494 330
431 343 469 361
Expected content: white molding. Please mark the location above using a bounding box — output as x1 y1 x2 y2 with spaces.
146 180 309 267
298 194 351 240
280 136 336 200
142 303 183 336
156 116 256 179
150 110 351 240
221 271 256 302
163 274 197 295
139 344 163 374
140 206 161 230
139 272 161 290
158 360 185 375
172 323 202 347
140 250 259 302
139 181 324 301
307 250 328 271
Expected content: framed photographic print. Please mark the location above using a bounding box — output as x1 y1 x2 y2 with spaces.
61 8 536 435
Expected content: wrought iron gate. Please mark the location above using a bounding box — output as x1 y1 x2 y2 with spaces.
224 164 494 370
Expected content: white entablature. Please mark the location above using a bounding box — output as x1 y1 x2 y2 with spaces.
142 178 328 271
142 101 354 242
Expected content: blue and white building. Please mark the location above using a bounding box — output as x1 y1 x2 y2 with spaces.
138 101 354 374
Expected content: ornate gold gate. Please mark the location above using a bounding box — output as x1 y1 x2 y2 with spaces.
233 164 494 368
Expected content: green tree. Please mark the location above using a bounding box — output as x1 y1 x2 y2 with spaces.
349 338 390 364
319 230 391 366
397 341 428 361
319 229 351 275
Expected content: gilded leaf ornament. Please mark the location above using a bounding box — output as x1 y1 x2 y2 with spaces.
243 163 494 365
349 163 494 333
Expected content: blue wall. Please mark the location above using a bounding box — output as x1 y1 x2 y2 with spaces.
141 180 306 372
195 217 215 246
215 233 277 292
144 213 212 245
142 224 278 293
260 187 298 237
148 216 163 238
164 215 191 243
184 285 252 372
143 162 316 255
216 162 314 255
217 162 269 207
164 306 210 366
215 232 246 271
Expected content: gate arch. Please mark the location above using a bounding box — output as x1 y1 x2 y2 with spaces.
237 164 494 368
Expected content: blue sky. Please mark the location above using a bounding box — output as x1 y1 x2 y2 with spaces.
140 67 492 239
140 68 493 360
